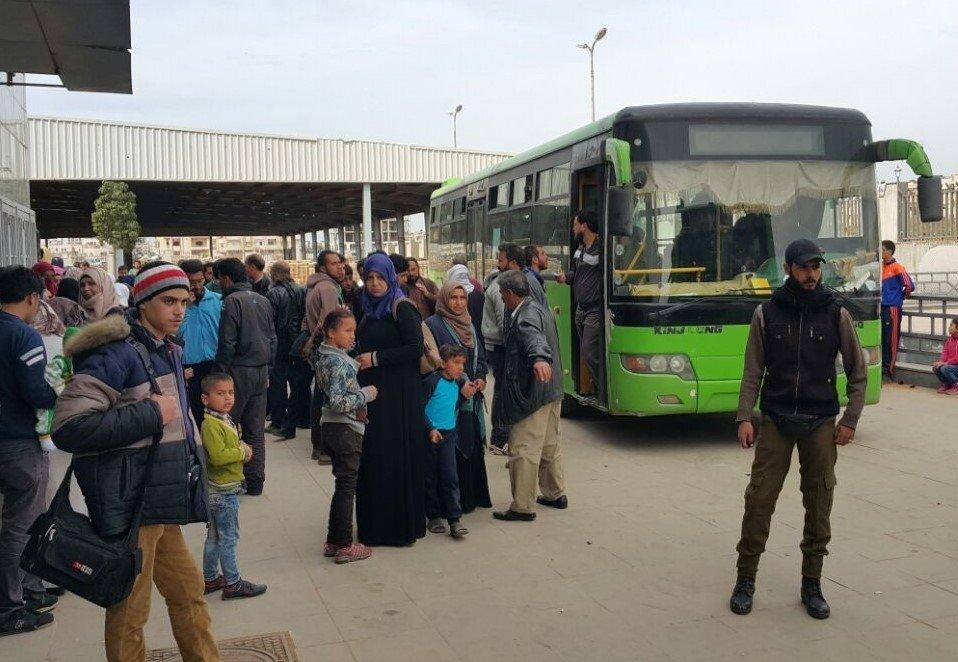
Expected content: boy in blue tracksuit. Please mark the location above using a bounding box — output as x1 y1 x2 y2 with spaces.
423 344 477 539
0 266 59 635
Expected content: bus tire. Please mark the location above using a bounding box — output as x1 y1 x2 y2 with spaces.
560 393 581 418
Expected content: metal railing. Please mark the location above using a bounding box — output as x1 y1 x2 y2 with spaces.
899 294 958 368
912 271 958 297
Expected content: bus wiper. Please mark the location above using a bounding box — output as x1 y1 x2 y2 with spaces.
648 289 764 323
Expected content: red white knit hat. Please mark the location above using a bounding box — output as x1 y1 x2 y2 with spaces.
133 263 190 306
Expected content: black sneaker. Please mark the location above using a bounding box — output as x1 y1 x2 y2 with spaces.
25 593 58 614
536 495 568 510
729 576 755 615
0 609 54 636
801 577 830 619
222 579 267 600
45 586 65 597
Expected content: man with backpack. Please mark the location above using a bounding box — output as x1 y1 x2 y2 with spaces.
52 262 218 661
729 239 866 621
265 260 306 440
0 266 60 636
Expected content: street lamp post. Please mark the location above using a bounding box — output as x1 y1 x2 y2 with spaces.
448 104 463 148
577 27 607 121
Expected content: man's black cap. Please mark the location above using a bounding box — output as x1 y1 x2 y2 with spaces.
784 238 826 265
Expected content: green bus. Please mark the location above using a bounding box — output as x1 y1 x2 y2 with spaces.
427 103 943 417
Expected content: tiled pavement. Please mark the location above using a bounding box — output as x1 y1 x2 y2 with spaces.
4 383 956 661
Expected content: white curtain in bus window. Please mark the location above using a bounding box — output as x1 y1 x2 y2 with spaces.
640 161 873 216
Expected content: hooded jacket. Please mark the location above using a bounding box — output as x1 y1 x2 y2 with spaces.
51 311 208 537
304 271 343 336
314 342 375 434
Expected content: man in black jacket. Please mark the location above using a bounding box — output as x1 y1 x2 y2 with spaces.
492 270 567 523
729 239 866 621
52 262 218 661
265 260 305 440
215 257 277 496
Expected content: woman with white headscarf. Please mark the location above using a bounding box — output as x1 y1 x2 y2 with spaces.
446 263 485 345
114 282 131 308
78 266 124 324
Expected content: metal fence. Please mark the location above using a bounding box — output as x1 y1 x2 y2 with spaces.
899 294 958 367
0 197 38 267
899 179 958 240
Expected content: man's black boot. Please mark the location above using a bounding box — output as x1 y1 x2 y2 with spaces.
800 577 830 619
729 576 755 615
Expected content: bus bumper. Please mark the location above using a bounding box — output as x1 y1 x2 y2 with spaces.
605 361 883 416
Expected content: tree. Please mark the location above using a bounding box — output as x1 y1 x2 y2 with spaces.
91 181 140 259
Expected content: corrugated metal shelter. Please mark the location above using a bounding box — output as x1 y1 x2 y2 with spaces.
29 116 510 242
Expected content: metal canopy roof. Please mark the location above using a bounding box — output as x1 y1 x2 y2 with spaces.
0 0 132 93
28 117 510 237
31 180 438 238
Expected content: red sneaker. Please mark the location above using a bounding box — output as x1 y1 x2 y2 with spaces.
335 543 372 564
323 543 341 558
938 386 950 394
946 386 958 395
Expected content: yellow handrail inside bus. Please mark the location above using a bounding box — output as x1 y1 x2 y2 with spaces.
613 267 707 275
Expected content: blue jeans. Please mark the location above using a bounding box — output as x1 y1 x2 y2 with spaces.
202 491 241 585
934 364 958 386
425 428 461 522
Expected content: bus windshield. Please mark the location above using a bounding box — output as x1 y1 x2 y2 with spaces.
610 160 880 302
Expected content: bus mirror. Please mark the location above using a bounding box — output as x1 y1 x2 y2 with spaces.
917 175 943 222
608 187 633 236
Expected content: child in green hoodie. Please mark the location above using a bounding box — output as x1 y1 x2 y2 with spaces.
200 372 268 600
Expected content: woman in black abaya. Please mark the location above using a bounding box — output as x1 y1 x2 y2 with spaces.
354 253 426 546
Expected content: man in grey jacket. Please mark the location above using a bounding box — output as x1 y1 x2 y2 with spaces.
492 269 566 522
215 257 277 496
482 243 549 452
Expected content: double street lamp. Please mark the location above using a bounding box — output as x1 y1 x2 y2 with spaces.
577 27 607 121
449 104 463 148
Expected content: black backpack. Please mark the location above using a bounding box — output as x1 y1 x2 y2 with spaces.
20 337 162 608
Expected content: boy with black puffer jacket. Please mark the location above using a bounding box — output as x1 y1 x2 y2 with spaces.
52 262 219 662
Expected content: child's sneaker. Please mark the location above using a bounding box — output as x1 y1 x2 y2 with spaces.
428 517 447 533
946 386 958 395
323 543 341 558
222 579 267 600
938 385 950 394
204 576 225 595
335 543 372 564
449 521 469 538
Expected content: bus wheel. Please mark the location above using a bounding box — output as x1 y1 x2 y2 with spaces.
560 394 581 418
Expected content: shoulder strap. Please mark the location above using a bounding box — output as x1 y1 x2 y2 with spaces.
121 335 165 547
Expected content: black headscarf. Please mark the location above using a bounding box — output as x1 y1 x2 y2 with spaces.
56 278 81 303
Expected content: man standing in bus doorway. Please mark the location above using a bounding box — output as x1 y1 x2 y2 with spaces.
556 210 603 402
880 240 913 380
730 238 867 621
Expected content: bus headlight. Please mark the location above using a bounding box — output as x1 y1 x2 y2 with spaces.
621 354 696 381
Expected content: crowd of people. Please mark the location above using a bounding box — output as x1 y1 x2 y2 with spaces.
2 224 942 655
0 239 569 659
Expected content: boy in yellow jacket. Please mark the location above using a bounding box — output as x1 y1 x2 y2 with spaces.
200 373 268 599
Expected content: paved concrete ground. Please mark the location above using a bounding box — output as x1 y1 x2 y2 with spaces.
4 383 957 661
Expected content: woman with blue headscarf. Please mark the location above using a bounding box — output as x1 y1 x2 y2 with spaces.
354 253 426 545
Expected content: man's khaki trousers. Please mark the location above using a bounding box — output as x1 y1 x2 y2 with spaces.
105 524 219 662
506 399 565 514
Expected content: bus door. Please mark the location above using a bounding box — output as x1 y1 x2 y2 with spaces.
465 198 484 280
567 163 607 405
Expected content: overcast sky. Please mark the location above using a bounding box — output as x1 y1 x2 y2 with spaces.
28 0 958 179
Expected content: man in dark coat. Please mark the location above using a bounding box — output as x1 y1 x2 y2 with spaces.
265 260 305 439
491 269 566 522
52 262 217 660
215 257 277 496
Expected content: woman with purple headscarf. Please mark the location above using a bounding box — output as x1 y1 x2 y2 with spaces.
354 252 427 546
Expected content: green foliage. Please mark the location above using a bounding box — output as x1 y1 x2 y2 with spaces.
91 181 140 252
